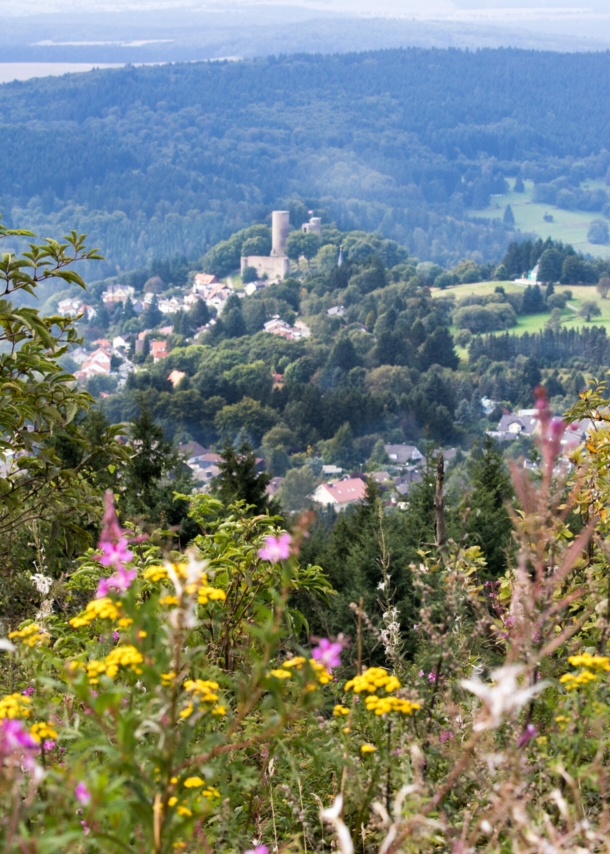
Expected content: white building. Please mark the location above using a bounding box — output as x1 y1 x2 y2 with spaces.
311 477 367 511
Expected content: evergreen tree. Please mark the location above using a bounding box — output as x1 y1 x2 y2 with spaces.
213 434 273 513
121 404 194 539
465 435 513 577
418 326 459 370
514 174 525 193
503 204 515 226
142 295 162 329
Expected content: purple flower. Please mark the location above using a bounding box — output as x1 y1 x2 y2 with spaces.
0 719 39 754
517 723 538 748
440 731 454 743
99 538 133 569
258 533 292 563
245 847 269 854
418 669 424 678
112 631 120 643
43 739 56 751
75 781 91 805
311 638 342 671
22 686 35 697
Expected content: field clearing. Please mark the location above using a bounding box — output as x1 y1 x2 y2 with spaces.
435 279 610 341
466 179 610 259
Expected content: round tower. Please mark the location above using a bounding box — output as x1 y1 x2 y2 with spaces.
271 211 290 256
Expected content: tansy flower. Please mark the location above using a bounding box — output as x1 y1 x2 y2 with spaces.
360 744 376 754
184 776 204 788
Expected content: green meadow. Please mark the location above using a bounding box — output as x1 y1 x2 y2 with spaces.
467 179 610 259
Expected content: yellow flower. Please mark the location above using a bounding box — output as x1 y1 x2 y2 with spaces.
202 786 220 799
168 797 178 807
568 653 610 671
161 672 176 686
184 679 219 700
30 721 58 742
360 744 377 754
177 806 192 817
160 595 179 607
118 618 133 628
283 656 306 669
69 598 122 628
179 703 194 719
143 566 169 582
365 695 420 716
212 705 226 716
184 777 204 788
0 693 32 719
86 646 143 684
270 669 291 679
9 623 47 647
170 776 178 784
197 586 226 606
333 704 350 717
345 668 402 695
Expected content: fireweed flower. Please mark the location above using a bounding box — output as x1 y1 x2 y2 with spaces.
258 533 291 562
245 846 269 854
0 718 39 753
312 638 343 670
75 781 91 805
517 723 538 747
95 492 136 598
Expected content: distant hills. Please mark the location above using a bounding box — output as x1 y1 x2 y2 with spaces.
2 47 610 274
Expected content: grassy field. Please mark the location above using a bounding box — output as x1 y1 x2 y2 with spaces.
434 280 610 344
467 179 610 259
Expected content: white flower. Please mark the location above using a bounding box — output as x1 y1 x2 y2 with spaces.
30 573 53 595
321 795 354 854
460 665 548 731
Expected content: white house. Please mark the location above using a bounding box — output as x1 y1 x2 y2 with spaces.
311 477 367 511
384 444 424 466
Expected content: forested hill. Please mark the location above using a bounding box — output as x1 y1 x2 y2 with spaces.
3 47 610 272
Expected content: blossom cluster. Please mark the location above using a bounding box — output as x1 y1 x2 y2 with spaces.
270 655 333 686
559 652 610 691
0 693 32 719
344 667 401 695
9 623 47 648
78 645 144 685
69 597 130 628
364 695 420 716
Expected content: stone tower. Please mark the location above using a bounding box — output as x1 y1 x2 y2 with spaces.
271 210 290 257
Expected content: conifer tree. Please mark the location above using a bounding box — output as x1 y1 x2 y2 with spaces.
465 435 513 576
213 434 273 513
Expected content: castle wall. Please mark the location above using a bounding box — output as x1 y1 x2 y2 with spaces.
241 255 290 281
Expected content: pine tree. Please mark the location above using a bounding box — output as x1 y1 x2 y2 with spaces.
503 204 515 226
514 174 525 193
465 435 513 577
213 434 273 513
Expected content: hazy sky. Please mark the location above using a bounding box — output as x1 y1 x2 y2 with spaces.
2 0 609 17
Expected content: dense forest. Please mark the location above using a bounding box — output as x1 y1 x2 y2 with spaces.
5 47 610 272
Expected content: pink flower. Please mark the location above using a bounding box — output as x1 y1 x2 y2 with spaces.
43 740 55 751
0 719 39 754
517 723 538 748
311 638 342 670
440 731 454 743
96 566 137 599
99 538 133 569
22 686 35 697
245 847 269 854
75 781 91 805
258 533 292 563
